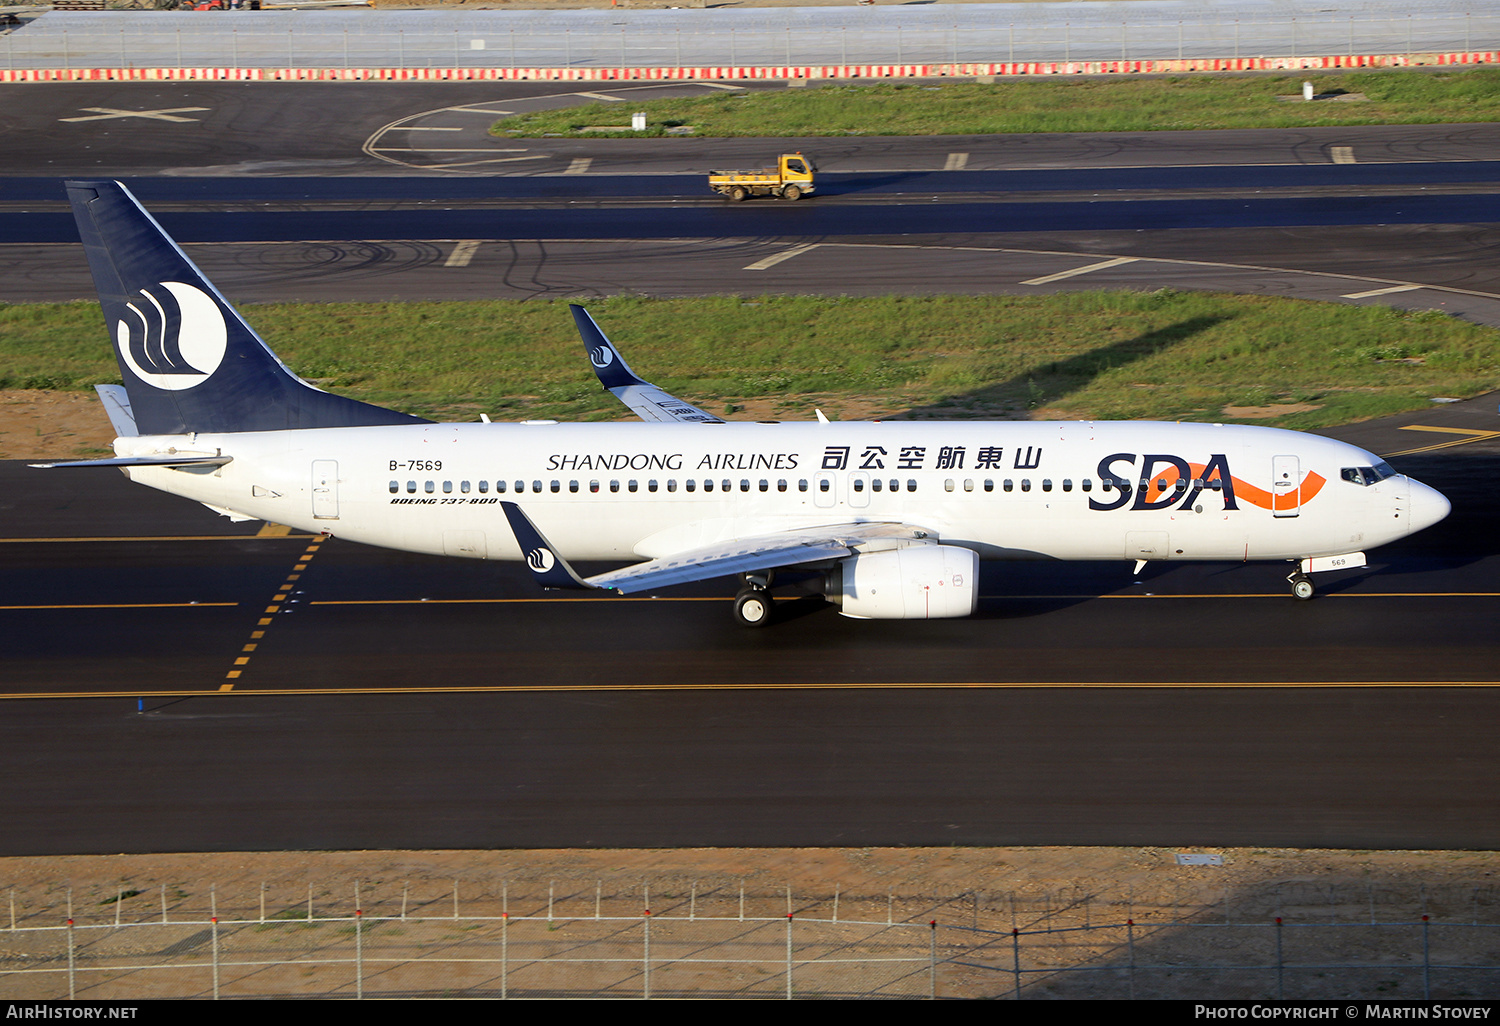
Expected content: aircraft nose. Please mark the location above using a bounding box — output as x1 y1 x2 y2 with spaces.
1406 478 1451 535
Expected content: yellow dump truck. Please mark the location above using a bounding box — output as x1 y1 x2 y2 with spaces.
708 152 816 201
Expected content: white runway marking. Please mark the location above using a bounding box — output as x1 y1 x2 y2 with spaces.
452 108 515 115
944 152 969 171
399 126 465 132
1331 146 1356 164
575 91 625 102
60 107 209 123
1341 284 1423 299
697 83 746 91
445 241 481 268
564 158 593 175
1021 256 1139 285
745 243 820 271
370 147 531 153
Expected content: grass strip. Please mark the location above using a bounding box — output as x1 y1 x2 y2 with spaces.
4 291 1498 429
492 70 1500 139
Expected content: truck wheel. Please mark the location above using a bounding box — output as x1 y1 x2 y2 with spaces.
729 186 748 202
782 185 802 201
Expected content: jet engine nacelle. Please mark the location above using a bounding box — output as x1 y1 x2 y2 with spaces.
830 544 979 620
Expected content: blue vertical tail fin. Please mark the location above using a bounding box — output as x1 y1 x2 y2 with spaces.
66 180 429 436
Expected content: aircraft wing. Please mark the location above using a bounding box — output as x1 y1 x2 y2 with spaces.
570 305 725 424
502 502 930 593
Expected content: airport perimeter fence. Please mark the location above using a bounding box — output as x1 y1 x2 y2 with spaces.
3 8 1498 73
0 878 1498 999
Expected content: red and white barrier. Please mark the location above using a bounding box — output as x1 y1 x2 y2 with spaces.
0 51 1493 84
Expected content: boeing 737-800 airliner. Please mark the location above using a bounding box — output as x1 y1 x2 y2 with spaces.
35 180 1451 626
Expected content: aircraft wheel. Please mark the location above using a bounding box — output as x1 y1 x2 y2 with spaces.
1290 575 1315 601
733 587 774 628
782 185 802 201
729 186 748 202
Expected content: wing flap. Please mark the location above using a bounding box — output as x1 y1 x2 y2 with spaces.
591 521 927 594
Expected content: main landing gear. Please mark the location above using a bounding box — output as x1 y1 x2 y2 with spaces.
732 572 776 628
733 586 774 627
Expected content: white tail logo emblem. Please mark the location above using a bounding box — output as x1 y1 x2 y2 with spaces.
527 547 556 572
588 345 614 368
115 281 227 391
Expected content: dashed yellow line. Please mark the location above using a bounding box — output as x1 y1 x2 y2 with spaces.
220 538 323 692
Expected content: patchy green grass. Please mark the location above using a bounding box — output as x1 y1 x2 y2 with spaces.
4 292 1497 429
492 69 1500 139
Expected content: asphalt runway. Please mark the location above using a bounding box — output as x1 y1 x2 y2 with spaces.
3 81 1500 854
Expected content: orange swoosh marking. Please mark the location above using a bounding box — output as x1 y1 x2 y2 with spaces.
1142 463 1326 512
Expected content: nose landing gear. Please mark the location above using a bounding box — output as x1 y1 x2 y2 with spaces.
1289 573 1316 601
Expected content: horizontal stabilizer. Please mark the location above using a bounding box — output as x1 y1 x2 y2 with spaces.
570 305 724 425
29 455 233 469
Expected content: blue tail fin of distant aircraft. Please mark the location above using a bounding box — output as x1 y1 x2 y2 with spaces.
66 180 430 436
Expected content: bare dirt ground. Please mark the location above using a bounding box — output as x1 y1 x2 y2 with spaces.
2 847 1497 999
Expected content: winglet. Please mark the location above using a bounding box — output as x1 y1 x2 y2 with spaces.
568 305 725 424
571 305 649 390
500 502 598 591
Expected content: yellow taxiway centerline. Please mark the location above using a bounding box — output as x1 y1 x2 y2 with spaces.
2 681 1499 701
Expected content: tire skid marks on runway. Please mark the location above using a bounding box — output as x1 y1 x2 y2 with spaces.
220 536 321 691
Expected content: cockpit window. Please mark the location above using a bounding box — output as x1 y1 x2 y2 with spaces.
1341 462 1398 487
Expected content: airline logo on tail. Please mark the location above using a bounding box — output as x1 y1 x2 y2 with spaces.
588 345 614 368
527 547 556 572
115 281 227 391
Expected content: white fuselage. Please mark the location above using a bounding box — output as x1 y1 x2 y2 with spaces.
112 419 1445 569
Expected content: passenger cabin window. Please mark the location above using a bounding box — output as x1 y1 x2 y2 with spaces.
610 480 620 493
1081 479 1092 492
685 479 696 492
532 480 542 493
1003 479 1013 492
461 481 470 494
550 480 561 493
1062 479 1072 492
629 480 638 493
666 480 677 493
1021 480 1031 492
704 479 714 492
569 480 579 493
872 479 883 492
590 480 600 493
425 481 435 494
389 481 399 494
983 479 994 492
407 481 416 493
648 480 659 493
964 479 974 492
777 479 788 492
907 479 917 492
798 480 809 492
478 480 489 494
443 481 452 493
944 479 955 492
1042 479 1052 492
